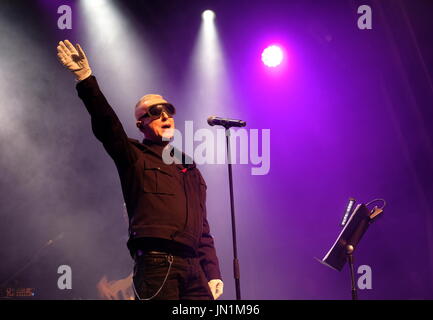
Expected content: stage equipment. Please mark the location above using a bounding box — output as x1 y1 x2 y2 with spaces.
208 116 247 300
318 198 386 300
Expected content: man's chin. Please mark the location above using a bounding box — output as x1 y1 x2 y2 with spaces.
161 129 174 141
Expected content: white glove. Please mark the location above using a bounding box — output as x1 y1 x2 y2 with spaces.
208 279 223 300
57 39 92 81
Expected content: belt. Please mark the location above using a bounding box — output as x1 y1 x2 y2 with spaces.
134 249 196 261
131 238 197 259
134 250 168 259
145 250 169 255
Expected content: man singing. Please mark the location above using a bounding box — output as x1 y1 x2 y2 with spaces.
56 40 223 300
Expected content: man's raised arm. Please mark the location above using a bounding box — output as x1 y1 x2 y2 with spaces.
57 40 136 167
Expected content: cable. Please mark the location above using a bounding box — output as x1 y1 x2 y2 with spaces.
365 198 387 210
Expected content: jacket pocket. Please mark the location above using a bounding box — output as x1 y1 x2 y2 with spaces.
143 166 176 195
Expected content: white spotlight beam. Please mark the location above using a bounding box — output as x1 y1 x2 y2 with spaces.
183 10 232 118
78 0 164 119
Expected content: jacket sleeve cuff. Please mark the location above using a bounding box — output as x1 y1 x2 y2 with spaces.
204 265 222 282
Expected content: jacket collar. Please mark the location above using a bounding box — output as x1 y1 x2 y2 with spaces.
128 138 196 170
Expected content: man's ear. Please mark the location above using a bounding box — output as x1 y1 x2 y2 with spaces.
136 121 148 135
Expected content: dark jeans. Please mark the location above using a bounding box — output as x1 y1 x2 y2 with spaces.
132 252 214 300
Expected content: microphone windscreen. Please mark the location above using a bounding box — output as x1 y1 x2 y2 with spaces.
207 116 216 126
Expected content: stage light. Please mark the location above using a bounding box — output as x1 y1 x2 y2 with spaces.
202 10 215 21
184 6 230 119
261 45 283 67
78 0 162 98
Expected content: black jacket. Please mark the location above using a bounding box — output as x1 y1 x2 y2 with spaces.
76 76 221 281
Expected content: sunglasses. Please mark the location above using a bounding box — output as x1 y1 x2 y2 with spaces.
140 104 176 120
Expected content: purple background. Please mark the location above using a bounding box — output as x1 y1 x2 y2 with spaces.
1 0 433 299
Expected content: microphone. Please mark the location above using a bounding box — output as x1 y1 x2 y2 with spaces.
207 116 247 128
45 232 64 247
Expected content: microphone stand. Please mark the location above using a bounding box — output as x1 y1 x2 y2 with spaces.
346 245 358 300
224 127 241 300
0 233 64 288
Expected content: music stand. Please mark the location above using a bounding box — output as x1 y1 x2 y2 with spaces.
318 203 384 300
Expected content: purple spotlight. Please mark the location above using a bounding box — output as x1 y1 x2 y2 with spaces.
261 45 283 67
